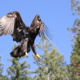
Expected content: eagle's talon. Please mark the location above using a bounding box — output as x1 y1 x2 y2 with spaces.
36 54 40 59
25 52 28 57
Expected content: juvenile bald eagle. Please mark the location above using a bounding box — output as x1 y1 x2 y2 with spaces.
0 11 52 58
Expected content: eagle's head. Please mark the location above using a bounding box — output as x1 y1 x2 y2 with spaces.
36 15 41 22
35 15 43 29
30 14 45 36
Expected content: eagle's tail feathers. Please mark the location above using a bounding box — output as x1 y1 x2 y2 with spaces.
10 45 25 58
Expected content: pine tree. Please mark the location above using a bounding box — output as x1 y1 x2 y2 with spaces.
33 38 68 80
68 24 80 79
68 31 80 80
71 0 80 15
67 1 80 79
0 56 4 80
7 44 33 80
0 56 3 76
0 56 10 80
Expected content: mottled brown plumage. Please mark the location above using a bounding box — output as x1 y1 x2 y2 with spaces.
0 11 52 58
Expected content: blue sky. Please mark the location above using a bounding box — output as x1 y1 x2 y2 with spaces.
0 0 78 75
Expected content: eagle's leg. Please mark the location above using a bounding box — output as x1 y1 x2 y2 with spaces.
21 38 29 57
31 44 40 59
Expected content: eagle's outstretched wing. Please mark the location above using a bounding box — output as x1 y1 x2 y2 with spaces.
0 11 28 42
30 14 53 40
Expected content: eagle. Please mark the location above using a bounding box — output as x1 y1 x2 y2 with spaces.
0 11 52 59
